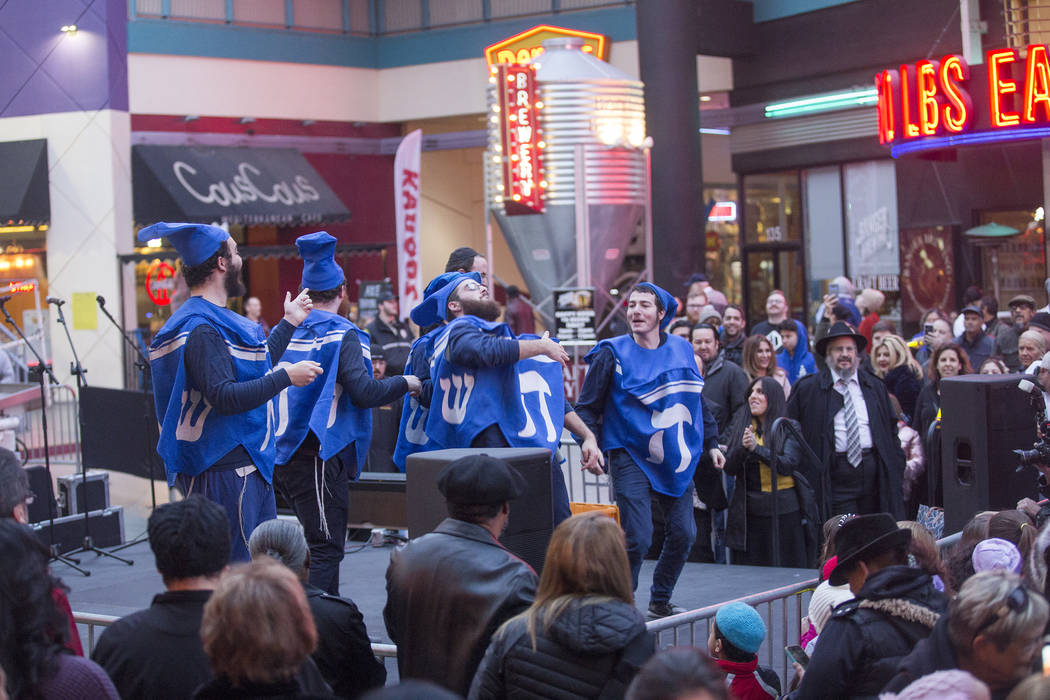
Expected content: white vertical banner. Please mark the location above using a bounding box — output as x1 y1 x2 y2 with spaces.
394 129 422 321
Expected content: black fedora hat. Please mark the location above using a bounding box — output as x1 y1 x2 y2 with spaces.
815 320 868 356
829 513 912 586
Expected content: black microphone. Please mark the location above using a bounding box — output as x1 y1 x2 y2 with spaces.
46 297 65 306
96 295 106 307
0 296 12 306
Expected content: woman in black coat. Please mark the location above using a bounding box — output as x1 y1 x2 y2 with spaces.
724 376 809 568
912 343 972 444
469 512 653 700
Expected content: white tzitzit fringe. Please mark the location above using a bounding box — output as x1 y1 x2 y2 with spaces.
314 455 330 540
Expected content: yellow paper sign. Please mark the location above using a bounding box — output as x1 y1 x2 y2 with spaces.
72 292 98 331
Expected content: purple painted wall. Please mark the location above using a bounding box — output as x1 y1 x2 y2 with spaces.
0 0 128 119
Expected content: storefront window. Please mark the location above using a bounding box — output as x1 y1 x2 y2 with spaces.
979 209 1046 306
743 172 801 244
844 160 901 329
803 166 845 319
703 186 741 304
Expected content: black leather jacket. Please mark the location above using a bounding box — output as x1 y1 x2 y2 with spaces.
384 518 538 696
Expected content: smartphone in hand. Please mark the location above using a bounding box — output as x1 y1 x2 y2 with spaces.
785 645 810 668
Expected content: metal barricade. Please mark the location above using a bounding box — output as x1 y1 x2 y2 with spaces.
19 384 81 469
74 611 398 664
557 435 614 505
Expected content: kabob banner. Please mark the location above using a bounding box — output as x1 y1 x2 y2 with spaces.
876 45 1050 157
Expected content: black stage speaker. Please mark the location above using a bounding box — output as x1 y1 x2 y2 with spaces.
940 374 1038 534
405 447 554 574
31 506 124 554
24 463 58 523
80 387 162 480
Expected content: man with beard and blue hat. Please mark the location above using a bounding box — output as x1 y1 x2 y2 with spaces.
141 222 323 562
576 282 724 618
417 273 602 524
274 231 421 594
392 270 482 471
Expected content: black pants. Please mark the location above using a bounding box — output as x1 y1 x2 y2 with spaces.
274 450 351 595
831 450 879 516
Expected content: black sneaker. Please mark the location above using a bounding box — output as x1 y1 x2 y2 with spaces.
647 601 686 619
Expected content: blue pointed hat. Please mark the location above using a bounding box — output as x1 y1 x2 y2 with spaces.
410 272 482 327
635 282 678 329
137 222 229 266
295 231 345 291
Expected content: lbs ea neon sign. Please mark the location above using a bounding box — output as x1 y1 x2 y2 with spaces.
876 46 1050 156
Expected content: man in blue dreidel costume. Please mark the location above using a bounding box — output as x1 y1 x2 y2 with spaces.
142 222 323 561
418 274 603 524
576 283 724 618
274 231 420 594
392 271 481 471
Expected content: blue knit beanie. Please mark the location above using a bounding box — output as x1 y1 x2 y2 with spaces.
715 602 766 655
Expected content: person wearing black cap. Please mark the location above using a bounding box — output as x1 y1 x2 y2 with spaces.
140 223 323 562
576 283 723 619
274 232 420 595
954 305 994 370
787 514 947 699
384 454 537 696
993 294 1036 371
366 289 414 375
787 321 906 519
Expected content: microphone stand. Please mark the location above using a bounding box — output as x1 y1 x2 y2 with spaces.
96 295 159 552
0 299 88 576
55 300 132 566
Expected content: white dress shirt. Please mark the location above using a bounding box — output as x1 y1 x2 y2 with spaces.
831 369 873 453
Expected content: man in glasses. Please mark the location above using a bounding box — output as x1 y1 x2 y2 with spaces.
788 514 947 698
412 273 602 524
884 570 1048 698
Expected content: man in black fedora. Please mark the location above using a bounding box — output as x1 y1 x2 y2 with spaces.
787 321 906 519
383 454 537 696
788 514 947 699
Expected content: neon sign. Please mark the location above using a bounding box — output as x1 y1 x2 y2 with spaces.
7 280 35 294
146 260 175 306
874 45 1050 156
495 63 545 215
484 25 607 66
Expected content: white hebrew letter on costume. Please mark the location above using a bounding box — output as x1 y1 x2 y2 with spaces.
645 403 693 473
176 389 212 442
404 397 429 445
517 370 557 443
440 373 475 424
326 384 343 428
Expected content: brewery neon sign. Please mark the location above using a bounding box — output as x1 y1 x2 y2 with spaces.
495 63 546 215
146 260 175 306
484 25 607 66
877 45 1050 156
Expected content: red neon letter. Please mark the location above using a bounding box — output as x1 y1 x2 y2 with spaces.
876 70 896 144
900 64 920 138
939 55 971 133
1025 44 1050 123
917 60 939 135
988 48 1021 127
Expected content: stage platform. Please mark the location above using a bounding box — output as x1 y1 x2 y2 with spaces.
64 533 815 649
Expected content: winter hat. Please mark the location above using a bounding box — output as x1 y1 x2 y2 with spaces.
137 222 229 266
409 271 483 327
295 231 345 291
633 282 678 330
714 601 765 655
971 538 1023 574
807 580 854 634
880 669 990 700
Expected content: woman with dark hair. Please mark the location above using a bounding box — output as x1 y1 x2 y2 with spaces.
741 334 791 399
724 376 809 567
912 342 973 443
898 520 952 595
988 509 1038 582
469 512 653 700
0 520 118 699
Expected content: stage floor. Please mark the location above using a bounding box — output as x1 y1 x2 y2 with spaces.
64 532 816 648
